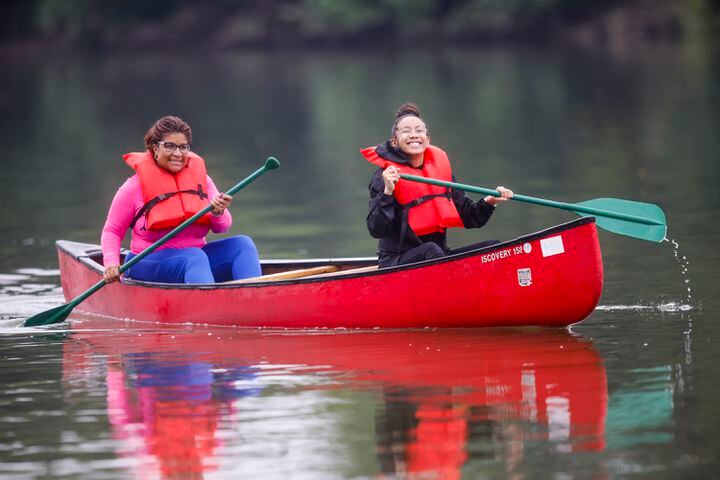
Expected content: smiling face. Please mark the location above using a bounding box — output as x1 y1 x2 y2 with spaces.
393 115 430 164
152 132 190 174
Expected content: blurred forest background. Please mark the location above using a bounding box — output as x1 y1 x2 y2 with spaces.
2 0 719 52
1 0 719 263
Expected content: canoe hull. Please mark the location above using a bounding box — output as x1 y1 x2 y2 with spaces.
58 218 603 328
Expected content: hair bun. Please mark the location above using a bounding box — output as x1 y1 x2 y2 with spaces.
395 102 421 120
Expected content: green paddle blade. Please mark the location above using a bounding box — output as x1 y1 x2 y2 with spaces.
572 198 667 243
23 302 76 327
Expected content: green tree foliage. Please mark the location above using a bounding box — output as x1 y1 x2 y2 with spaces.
0 0 712 47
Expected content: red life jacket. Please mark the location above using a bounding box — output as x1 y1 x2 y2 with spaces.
361 145 464 236
123 151 212 230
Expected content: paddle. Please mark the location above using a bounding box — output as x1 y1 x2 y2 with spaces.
399 174 667 243
24 157 281 327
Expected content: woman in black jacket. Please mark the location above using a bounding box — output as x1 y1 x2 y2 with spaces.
363 103 513 268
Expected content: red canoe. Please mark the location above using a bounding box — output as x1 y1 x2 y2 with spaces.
57 217 603 328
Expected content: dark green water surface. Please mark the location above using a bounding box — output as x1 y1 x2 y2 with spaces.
1 42 718 478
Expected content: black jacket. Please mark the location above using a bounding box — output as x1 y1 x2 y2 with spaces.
366 142 495 262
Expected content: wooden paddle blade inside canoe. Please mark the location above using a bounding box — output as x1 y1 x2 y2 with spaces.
23 303 75 327
573 198 667 243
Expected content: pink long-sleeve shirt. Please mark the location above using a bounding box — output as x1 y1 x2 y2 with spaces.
101 175 232 267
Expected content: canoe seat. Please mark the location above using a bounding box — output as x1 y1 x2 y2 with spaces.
225 265 341 284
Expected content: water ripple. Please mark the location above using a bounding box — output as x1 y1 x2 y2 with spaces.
0 268 64 328
596 302 693 312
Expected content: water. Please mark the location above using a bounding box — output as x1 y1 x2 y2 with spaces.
669 238 693 303
1 40 720 478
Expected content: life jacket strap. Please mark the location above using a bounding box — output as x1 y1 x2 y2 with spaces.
130 185 209 230
398 192 452 211
397 191 452 252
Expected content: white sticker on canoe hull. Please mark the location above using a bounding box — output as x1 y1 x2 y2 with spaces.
517 268 532 287
540 235 565 257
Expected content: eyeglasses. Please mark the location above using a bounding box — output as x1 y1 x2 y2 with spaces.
157 141 192 154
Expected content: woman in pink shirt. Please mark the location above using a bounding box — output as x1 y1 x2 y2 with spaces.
102 116 261 284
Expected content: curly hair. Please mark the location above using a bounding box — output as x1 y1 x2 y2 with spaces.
143 116 192 151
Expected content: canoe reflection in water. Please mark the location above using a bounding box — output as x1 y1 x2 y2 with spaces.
107 358 261 478
62 319 608 479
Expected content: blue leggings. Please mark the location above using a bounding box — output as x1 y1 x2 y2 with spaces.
124 236 261 284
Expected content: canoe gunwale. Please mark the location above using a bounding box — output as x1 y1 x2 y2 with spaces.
57 217 596 291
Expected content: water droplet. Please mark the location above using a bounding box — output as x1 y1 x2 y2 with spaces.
669 238 692 304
